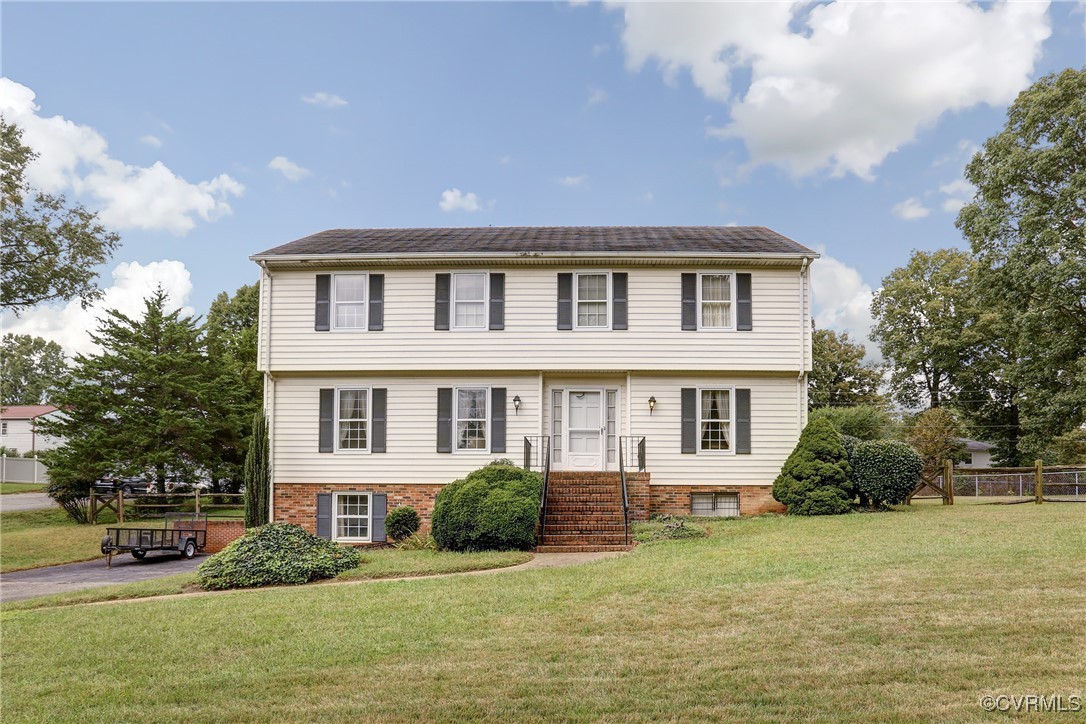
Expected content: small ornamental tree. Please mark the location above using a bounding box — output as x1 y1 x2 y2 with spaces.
853 440 924 508
906 407 965 471
773 417 853 515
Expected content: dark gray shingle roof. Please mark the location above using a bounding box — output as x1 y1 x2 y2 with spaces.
253 226 815 258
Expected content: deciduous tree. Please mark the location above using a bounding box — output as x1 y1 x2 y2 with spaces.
808 329 885 410
1 120 119 315
0 334 67 405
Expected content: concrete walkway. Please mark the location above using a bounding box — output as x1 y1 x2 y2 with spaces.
0 492 56 512
0 552 206 603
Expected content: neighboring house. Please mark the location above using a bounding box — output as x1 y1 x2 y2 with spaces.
252 226 816 548
0 405 65 455
957 438 995 469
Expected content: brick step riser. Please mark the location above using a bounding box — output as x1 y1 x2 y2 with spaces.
544 517 626 525
545 494 622 501
543 523 627 532
543 536 629 545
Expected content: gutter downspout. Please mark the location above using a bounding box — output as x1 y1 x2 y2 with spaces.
798 257 810 433
259 261 276 523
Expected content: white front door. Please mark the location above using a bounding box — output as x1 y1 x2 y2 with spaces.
566 390 603 470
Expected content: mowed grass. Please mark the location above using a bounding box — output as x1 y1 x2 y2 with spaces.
0 482 46 495
3 504 1084 721
0 508 191 573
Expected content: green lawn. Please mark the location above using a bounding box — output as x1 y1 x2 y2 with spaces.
0 482 46 494
3 504 1083 721
337 548 531 580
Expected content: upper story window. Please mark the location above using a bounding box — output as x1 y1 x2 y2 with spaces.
453 273 487 329
455 387 489 451
575 272 610 329
699 388 733 453
337 388 370 451
333 274 367 330
1 421 6 436
699 273 735 330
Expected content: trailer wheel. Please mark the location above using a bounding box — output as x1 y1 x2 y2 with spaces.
131 550 146 560
100 535 113 555
182 539 197 559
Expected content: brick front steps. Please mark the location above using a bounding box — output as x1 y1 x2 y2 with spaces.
538 472 633 551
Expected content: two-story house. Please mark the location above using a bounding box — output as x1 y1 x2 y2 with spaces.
0 405 65 455
252 226 816 549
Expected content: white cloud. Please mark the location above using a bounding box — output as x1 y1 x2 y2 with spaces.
560 175 587 187
611 1 1050 179
933 138 979 167
939 178 976 213
891 197 930 221
301 92 348 108
809 250 878 360
0 78 243 235
267 156 312 182
1 260 194 356
138 134 162 148
586 86 608 106
438 188 482 213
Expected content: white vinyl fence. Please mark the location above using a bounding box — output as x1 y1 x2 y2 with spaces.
0 454 50 484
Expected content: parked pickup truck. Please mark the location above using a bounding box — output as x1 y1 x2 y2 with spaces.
93 476 154 497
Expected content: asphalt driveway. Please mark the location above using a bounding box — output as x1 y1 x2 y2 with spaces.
1 552 206 603
0 492 57 512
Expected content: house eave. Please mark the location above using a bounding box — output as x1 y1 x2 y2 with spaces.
249 251 820 269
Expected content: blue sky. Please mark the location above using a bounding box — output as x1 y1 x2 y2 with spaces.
2 1 1083 356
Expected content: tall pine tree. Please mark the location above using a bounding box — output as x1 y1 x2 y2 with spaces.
40 288 218 493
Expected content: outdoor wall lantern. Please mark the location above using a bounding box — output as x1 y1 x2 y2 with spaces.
513 395 522 414
648 396 657 415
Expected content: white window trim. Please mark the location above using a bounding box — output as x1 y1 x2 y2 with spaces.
331 273 368 332
453 385 491 454
451 271 489 331
696 271 737 332
696 385 736 456
332 491 372 543
572 270 612 331
334 386 372 454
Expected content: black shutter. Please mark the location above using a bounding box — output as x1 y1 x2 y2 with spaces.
435 274 451 330
612 273 628 330
491 387 506 453
557 273 573 330
681 388 697 454
737 273 752 331
372 493 387 542
371 388 387 453
319 388 335 453
681 273 697 331
735 388 751 454
437 388 453 453
489 273 505 330
315 274 331 331
368 274 384 331
316 493 332 539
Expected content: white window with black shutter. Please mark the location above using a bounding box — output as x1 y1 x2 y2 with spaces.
318 387 387 454
435 272 504 331
314 273 384 332
682 272 751 331
681 386 751 455
436 386 507 454
557 272 627 330
316 491 388 542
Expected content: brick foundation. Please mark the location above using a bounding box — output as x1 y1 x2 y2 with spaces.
274 483 445 535
203 520 246 553
651 485 784 516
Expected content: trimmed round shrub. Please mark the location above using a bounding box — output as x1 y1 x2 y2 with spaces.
196 523 362 590
852 439 923 507
431 464 543 552
385 505 421 541
773 417 854 515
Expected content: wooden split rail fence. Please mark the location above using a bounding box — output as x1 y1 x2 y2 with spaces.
89 491 245 524
908 460 1084 506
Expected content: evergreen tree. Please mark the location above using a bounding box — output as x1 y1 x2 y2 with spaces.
773 417 853 516
40 288 217 493
244 412 270 528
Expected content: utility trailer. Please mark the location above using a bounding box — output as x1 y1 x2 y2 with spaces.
100 512 207 566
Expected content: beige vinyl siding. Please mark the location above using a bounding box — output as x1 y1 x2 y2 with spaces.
264 267 805 372
628 374 799 487
272 374 539 484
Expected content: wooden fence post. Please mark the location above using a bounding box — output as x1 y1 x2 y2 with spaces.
944 459 954 505
117 489 124 523
1034 459 1043 504
195 489 201 514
